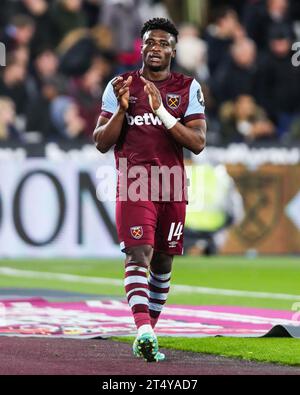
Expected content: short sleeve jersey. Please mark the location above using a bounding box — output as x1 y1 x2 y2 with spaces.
100 70 205 202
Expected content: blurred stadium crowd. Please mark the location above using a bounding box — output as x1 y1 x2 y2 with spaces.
1 0 300 145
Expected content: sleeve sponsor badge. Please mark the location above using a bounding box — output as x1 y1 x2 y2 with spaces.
197 89 205 107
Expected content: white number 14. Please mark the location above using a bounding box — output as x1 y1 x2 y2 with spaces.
168 222 183 241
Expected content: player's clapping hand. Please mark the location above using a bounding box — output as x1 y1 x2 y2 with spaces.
140 76 162 112
112 76 133 111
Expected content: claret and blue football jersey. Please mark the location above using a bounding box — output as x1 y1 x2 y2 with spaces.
100 70 205 203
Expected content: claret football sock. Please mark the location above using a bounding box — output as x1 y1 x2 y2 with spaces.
148 271 171 328
124 261 151 328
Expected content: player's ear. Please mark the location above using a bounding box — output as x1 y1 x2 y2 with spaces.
172 49 176 59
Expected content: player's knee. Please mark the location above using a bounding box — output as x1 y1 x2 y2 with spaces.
126 245 153 266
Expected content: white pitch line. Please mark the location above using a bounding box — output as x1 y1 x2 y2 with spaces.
0 267 123 286
171 284 300 301
0 266 300 301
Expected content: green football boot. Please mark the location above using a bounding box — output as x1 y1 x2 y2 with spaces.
132 336 143 358
133 332 160 362
153 351 165 362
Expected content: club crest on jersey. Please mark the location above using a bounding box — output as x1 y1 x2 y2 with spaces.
130 226 143 239
166 94 181 110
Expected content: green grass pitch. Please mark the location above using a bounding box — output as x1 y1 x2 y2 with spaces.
0 256 299 366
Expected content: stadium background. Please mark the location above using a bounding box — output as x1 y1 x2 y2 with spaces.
0 0 300 372
1 0 300 257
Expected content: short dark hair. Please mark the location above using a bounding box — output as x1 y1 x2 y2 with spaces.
212 6 236 24
268 23 294 41
11 14 35 28
141 18 179 43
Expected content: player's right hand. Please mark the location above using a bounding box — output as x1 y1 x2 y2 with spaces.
112 76 132 111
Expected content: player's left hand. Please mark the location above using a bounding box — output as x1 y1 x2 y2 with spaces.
140 76 162 112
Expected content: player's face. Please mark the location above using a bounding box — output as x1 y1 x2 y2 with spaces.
142 30 176 72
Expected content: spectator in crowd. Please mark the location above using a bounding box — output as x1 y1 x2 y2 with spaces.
12 0 54 55
210 38 260 106
206 0 246 16
219 94 275 143
0 97 23 141
175 23 209 82
0 56 29 116
26 75 69 140
100 0 142 71
69 53 115 139
50 95 86 140
0 0 298 144
90 25 115 52
259 23 300 137
205 6 245 75
82 0 103 28
50 0 88 47
58 28 96 76
0 14 35 53
57 25 115 77
10 45 30 68
138 0 171 22
243 0 291 49
28 48 60 98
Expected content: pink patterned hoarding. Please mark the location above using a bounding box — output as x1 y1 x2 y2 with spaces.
0 298 299 338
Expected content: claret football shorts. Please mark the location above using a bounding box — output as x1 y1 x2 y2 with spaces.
116 200 186 255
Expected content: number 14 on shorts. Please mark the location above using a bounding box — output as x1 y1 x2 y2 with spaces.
168 222 183 241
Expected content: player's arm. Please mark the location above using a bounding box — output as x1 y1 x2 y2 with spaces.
93 110 125 154
93 76 132 153
141 77 206 155
164 118 206 155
